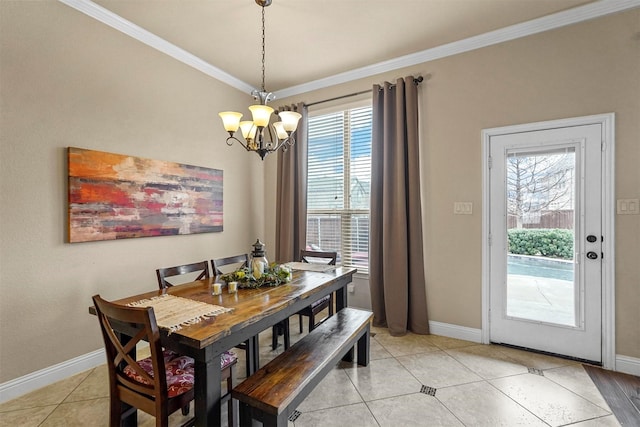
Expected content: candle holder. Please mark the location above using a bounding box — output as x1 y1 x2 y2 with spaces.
212 282 222 296
228 281 238 293
250 239 268 279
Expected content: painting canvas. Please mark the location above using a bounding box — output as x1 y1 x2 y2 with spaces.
68 147 223 243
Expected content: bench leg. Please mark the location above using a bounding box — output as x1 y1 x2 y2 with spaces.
342 347 355 363
357 328 370 366
262 412 289 427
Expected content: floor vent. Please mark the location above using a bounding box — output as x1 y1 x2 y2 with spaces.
420 385 437 396
528 367 544 376
288 410 301 422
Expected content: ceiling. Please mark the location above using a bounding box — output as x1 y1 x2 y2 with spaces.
63 0 635 98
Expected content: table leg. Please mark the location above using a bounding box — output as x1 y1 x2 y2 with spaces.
335 285 348 311
252 335 260 372
120 403 137 427
244 335 260 376
194 351 222 427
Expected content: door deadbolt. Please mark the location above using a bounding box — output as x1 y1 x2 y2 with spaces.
586 251 598 260
586 235 598 243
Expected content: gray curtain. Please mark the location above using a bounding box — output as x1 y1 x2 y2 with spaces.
275 103 308 263
369 76 429 336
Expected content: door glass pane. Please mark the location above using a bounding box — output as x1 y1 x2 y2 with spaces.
505 147 576 327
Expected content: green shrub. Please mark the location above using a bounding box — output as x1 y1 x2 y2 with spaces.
507 229 573 260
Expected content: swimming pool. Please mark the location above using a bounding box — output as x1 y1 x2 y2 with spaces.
507 254 574 281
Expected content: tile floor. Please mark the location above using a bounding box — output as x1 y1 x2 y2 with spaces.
0 318 621 426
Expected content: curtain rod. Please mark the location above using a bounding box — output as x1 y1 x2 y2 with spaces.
304 76 424 108
304 89 372 108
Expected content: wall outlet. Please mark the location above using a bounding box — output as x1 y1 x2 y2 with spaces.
454 202 473 215
347 283 355 293
617 199 639 215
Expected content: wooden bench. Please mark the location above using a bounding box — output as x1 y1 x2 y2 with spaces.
232 307 373 427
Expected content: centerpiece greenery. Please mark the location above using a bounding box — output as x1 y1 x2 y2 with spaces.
220 263 292 289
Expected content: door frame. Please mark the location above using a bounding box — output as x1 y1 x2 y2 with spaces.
481 113 616 369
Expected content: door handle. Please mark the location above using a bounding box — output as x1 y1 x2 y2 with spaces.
586 251 598 260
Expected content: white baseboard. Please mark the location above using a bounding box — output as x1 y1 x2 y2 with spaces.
615 354 640 376
428 320 640 376
428 320 482 343
0 349 105 404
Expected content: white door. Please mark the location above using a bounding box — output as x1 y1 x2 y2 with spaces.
488 124 602 363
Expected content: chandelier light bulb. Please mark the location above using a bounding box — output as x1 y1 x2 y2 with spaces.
278 111 302 132
273 122 288 140
248 104 274 127
239 121 257 140
219 111 243 133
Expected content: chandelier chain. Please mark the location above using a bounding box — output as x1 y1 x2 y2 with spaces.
261 5 266 93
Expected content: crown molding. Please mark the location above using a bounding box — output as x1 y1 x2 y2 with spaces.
58 0 256 95
59 0 640 99
274 0 640 99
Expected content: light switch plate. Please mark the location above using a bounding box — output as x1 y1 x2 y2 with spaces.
454 202 473 215
617 199 639 215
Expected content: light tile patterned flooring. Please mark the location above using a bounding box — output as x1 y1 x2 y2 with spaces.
0 318 620 426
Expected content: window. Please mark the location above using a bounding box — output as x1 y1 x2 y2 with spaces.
306 105 372 274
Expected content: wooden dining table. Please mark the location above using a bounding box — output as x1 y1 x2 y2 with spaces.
91 266 356 427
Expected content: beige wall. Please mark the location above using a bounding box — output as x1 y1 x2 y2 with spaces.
1 3 638 387
0 2 265 382
273 10 640 359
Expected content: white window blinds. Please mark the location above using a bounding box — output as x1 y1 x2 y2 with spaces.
306 105 372 274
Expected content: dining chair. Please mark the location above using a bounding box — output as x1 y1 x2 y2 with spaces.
271 250 337 350
211 254 260 376
154 262 237 425
92 294 237 427
212 254 282 355
297 250 337 333
156 260 210 289
270 318 291 351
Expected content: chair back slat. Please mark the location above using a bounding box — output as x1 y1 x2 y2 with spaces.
156 260 210 289
211 254 249 275
300 250 337 265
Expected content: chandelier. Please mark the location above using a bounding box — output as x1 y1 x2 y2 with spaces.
218 0 301 160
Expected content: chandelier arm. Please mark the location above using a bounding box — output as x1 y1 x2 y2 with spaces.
269 125 295 151
286 135 296 147
225 135 250 150
271 135 295 152
222 128 296 155
268 139 284 152
261 125 290 153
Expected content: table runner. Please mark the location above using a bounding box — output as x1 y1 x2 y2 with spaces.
127 294 232 333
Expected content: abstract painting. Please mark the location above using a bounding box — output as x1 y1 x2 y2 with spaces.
68 147 223 243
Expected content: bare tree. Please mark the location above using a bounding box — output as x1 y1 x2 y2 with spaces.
507 150 574 229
